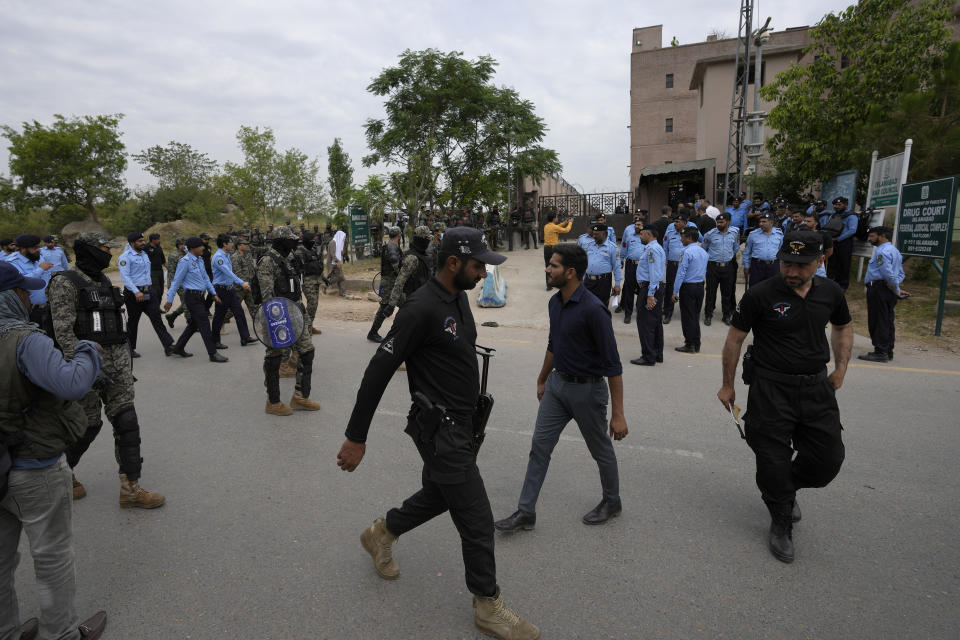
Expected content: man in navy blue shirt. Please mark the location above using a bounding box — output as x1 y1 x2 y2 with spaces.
496 244 628 533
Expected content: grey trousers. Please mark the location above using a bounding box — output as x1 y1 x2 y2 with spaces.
0 456 81 640
517 371 620 513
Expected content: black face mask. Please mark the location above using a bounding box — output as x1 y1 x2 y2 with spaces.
75 242 112 277
272 239 299 256
411 236 430 252
302 239 315 250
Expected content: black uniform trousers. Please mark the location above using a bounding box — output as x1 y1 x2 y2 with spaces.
748 260 780 287
124 288 173 350
744 369 845 517
866 282 897 353
583 273 612 308
678 281 704 349
704 261 737 319
663 260 680 318
828 237 853 290
386 415 497 598
174 290 218 356
211 285 251 341
621 259 640 315
635 282 664 364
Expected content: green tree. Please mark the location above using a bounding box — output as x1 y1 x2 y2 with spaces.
364 49 560 214
327 137 355 216
760 0 952 197
220 125 326 224
352 174 395 224
858 41 960 181
2 113 128 222
132 141 218 190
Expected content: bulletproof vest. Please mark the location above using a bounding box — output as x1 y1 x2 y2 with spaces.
380 243 402 277
54 271 128 346
522 210 535 224
403 253 432 296
300 247 323 276
267 252 302 301
0 329 87 460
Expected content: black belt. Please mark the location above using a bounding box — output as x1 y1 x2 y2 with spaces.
709 261 733 267
756 365 827 385
184 289 208 295
584 273 610 281
865 281 888 287
133 285 152 292
555 371 604 384
214 284 233 290
625 259 639 265
667 260 679 266
754 259 778 265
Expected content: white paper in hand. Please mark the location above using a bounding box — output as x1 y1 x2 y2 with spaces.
608 295 619 311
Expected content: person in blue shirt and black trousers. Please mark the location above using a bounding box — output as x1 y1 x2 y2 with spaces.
630 227 666 366
163 237 227 363
743 213 784 288
118 231 173 357
672 228 708 353
662 213 701 324
210 234 258 348
859 226 907 363
701 212 740 326
582 222 622 308
618 215 645 323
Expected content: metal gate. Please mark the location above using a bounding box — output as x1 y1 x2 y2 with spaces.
538 192 632 218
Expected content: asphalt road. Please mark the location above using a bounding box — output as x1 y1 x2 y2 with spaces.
14 249 960 639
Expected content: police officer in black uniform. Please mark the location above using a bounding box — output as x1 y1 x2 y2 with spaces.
717 230 852 564
144 233 165 292
337 227 538 640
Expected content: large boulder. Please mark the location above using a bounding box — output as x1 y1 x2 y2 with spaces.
60 219 121 247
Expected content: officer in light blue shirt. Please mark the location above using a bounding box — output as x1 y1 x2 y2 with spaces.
210 234 255 347
163 237 226 362
672 228 708 353
118 232 173 356
859 226 906 363
630 227 666 366
4 234 53 318
662 215 701 323
723 198 747 239
743 213 784 287
583 222 622 307
618 216 646 323
40 235 69 273
701 212 740 325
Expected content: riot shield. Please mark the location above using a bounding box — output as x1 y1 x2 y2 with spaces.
253 297 305 347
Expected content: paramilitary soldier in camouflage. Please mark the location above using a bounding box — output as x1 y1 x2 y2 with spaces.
386 225 433 309
48 231 165 508
164 237 189 328
294 231 324 335
233 237 258 319
366 226 403 343
259 225 320 416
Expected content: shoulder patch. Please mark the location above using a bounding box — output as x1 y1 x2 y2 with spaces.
217 259 224 265
118 260 126 266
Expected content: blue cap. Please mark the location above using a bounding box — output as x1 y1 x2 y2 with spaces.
0 261 46 292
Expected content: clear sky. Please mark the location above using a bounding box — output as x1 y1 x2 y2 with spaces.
0 0 851 197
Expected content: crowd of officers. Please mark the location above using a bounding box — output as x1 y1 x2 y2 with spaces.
0 193 908 638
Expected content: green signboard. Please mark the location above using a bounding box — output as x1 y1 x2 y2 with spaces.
896 177 958 259
896 176 958 336
349 206 369 248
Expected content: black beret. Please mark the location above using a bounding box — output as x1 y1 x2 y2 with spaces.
148 233 161 240
127 231 144 242
14 234 41 248
185 237 203 249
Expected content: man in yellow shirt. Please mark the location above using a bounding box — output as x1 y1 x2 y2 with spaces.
542 210 573 290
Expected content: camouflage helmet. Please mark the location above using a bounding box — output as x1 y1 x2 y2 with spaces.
413 225 431 239
75 231 122 249
174 237 187 246
432 223 446 233
271 225 298 240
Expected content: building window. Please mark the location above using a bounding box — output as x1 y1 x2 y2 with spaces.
737 61 767 86
665 118 674 133
666 73 674 89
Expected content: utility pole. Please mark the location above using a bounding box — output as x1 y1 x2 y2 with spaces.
722 0 753 208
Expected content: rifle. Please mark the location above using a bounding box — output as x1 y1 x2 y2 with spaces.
472 345 496 454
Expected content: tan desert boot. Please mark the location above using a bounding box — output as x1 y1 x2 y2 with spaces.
290 392 320 411
360 517 399 580
265 400 293 416
473 589 540 640
278 361 297 378
72 474 86 500
310 327 322 335
119 474 165 509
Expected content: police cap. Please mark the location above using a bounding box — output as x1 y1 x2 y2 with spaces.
777 230 823 264
14 234 41 249
185 237 204 249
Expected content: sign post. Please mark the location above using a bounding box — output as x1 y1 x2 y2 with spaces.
349 206 370 257
896 176 958 336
